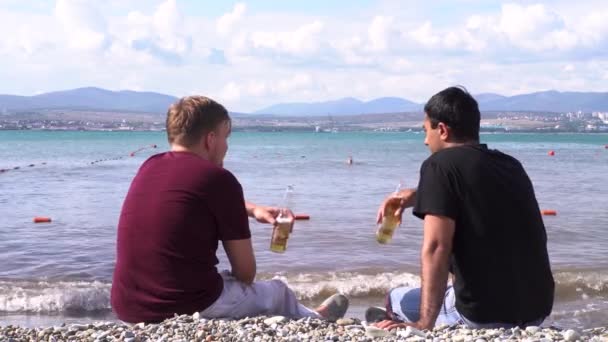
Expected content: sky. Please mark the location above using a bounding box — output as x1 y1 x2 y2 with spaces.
1 0 607 112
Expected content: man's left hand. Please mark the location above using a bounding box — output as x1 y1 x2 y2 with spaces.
372 320 428 331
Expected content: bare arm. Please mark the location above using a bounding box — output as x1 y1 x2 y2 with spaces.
374 214 455 331
222 238 256 285
245 201 258 218
376 188 417 224
417 214 455 329
246 201 294 225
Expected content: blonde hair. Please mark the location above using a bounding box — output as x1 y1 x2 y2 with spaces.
166 96 230 147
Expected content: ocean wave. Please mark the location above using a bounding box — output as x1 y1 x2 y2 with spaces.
0 269 606 313
0 280 111 313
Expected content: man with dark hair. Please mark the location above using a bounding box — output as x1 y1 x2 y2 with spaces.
372 86 554 329
111 95 348 323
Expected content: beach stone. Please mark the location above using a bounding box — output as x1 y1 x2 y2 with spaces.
264 316 287 325
563 329 580 342
192 312 200 321
527 326 541 335
460 328 473 335
336 318 354 326
364 325 391 338
485 329 501 337
406 326 428 338
452 335 466 342
435 324 450 331
97 330 110 339
522 338 540 342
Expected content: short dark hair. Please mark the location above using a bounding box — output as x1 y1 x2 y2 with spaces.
166 96 230 147
424 86 480 142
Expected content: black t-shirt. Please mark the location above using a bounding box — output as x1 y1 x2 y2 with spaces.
413 144 554 324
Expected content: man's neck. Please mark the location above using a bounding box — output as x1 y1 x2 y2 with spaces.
442 140 478 149
171 144 210 160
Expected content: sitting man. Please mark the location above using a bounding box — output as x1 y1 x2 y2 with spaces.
372 86 554 330
111 95 348 323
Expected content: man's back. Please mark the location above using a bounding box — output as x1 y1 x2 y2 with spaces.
414 144 554 324
111 151 250 323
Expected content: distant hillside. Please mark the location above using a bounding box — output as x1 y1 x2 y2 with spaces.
478 91 608 112
254 97 421 116
255 91 608 115
0 87 178 113
475 93 507 104
2 87 607 115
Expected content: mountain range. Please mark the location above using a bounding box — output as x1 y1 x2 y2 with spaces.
255 91 608 115
0 87 177 113
1 87 607 115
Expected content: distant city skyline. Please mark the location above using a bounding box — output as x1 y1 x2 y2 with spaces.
1 0 607 112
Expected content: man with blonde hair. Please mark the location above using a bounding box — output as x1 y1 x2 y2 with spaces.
111 96 347 323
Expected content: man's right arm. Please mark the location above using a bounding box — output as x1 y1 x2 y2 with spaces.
376 188 417 224
222 238 256 285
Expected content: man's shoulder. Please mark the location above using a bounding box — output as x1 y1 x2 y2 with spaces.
140 152 239 185
421 147 467 169
426 145 517 167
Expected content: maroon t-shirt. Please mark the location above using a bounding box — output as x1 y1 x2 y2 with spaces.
111 151 251 323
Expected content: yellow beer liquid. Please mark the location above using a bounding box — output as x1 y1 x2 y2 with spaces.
376 197 402 244
376 216 399 244
270 217 293 253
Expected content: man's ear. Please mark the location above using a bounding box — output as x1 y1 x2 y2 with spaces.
437 122 450 141
203 131 216 150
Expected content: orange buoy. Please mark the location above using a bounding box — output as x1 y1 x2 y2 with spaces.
295 214 310 220
33 217 52 223
548 150 555 156
541 210 557 216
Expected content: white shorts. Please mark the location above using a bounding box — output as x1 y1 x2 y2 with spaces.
199 272 319 319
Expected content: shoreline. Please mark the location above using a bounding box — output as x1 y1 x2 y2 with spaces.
1 314 606 341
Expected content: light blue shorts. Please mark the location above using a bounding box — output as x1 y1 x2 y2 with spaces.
386 286 545 328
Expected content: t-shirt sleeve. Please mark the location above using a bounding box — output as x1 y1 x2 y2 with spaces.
211 171 251 241
413 159 459 220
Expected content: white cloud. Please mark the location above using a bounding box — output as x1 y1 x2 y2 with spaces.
498 4 563 41
574 10 608 46
409 22 440 48
243 21 325 56
54 0 110 51
0 1 607 111
368 16 394 52
123 0 192 62
215 73 318 108
217 3 246 36
220 82 241 102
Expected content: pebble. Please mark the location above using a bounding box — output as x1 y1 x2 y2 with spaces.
336 318 355 326
563 329 581 341
263 316 287 325
0 316 604 341
364 325 391 338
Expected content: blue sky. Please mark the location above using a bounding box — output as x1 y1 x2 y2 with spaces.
1 0 607 111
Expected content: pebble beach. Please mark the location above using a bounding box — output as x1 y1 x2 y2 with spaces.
1 314 607 342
